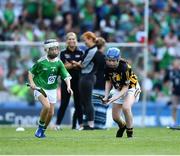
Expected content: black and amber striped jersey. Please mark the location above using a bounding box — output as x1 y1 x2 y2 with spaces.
105 58 138 90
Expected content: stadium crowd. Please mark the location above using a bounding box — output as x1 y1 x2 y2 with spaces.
0 0 180 107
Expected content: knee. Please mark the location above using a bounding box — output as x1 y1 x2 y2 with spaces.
49 109 54 117
44 103 50 111
112 113 119 121
122 106 131 114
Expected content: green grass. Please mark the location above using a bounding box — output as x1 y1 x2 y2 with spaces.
0 126 180 155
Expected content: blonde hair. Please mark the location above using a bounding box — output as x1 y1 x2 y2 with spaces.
81 31 96 43
66 32 77 40
65 32 78 47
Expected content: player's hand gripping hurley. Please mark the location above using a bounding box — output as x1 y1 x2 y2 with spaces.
92 93 112 104
26 83 47 97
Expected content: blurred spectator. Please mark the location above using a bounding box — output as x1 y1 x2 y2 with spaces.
0 0 179 43
164 30 178 57
80 1 95 32
142 73 153 100
9 74 30 102
33 20 46 41
0 66 6 91
39 0 57 21
4 68 17 89
23 0 40 23
135 25 146 43
63 12 75 33
164 59 180 127
1 0 180 107
150 71 170 103
2 1 16 29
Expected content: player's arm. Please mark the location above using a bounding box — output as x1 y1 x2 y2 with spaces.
28 63 40 89
103 80 112 103
103 68 112 102
59 60 73 95
28 71 36 90
107 85 129 104
64 77 73 95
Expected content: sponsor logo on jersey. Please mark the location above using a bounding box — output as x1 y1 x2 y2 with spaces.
65 54 71 59
75 55 80 58
51 67 56 72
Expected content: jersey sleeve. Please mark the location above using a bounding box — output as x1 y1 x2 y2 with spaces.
58 60 71 80
124 63 138 86
29 62 40 76
122 63 131 85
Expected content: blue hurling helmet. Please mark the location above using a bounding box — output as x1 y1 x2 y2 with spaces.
106 47 121 60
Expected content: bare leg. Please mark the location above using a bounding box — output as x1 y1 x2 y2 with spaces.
171 95 179 125
112 103 126 138
112 104 125 128
45 104 55 128
122 94 135 137
35 95 50 138
172 107 177 124
122 94 135 128
38 95 50 122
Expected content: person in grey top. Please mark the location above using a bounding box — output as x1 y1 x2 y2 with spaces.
79 31 103 130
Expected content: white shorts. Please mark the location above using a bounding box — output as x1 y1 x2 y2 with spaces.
112 83 141 104
34 89 57 104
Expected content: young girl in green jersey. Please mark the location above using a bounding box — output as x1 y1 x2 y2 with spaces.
28 39 73 138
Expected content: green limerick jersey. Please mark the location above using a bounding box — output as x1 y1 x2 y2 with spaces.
30 56 71 90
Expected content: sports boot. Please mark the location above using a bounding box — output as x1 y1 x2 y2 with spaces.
116 125 126 137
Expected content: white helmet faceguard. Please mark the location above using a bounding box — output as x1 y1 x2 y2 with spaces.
44 39 59 52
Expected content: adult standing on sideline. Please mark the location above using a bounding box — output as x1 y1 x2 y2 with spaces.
92 37 109 129
164 59 180 127
79 31 103 130
103 47 141 138
55 32 84 130
94 37 106 91
28 39 73 138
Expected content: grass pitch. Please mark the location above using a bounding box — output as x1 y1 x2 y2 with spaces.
0 126 180 155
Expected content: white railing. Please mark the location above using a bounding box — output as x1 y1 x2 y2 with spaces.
0 41 145 47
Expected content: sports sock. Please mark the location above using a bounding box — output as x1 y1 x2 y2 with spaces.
38 120 45 129
126 128 133 137
114 119 126 128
